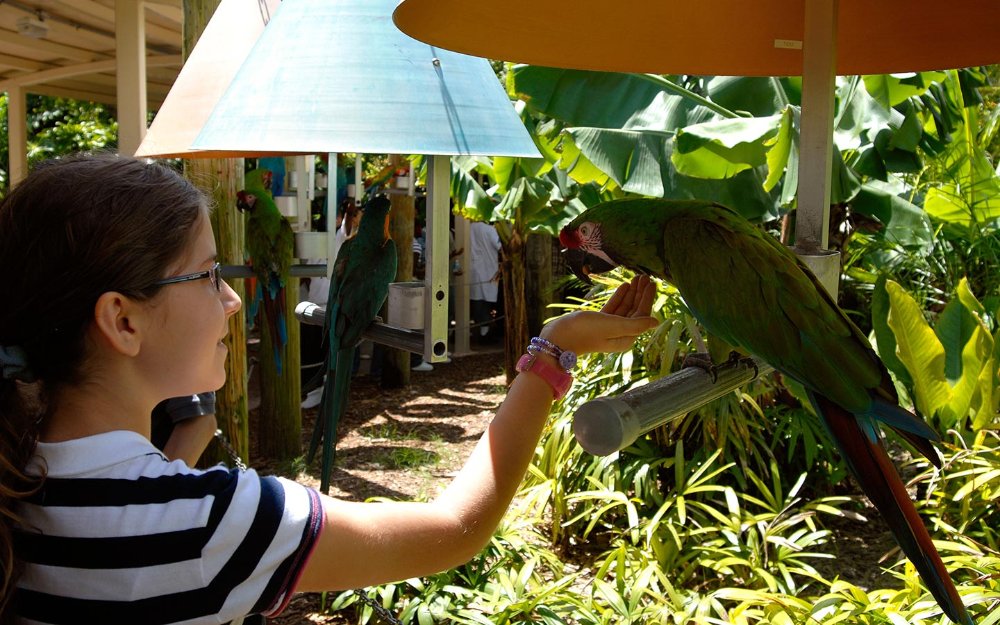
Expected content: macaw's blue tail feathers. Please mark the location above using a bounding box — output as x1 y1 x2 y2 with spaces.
267 273 282 301
260 284 287 375
247 281 263 329
308 347 354 494
869 396 943 468
809 391 973 625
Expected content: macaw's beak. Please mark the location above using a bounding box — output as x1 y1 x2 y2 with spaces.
562 248 616 285
235 190 252 212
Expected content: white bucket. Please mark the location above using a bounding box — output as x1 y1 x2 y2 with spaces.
388 282 425 329
275 195 297 218
294 231 327 259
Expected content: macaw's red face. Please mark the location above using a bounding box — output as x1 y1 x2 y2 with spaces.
235 190 256 213
559 221 618 284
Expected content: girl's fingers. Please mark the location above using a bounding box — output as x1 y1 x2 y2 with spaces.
631 276 655 318
602 275 645 316
602 281 628 315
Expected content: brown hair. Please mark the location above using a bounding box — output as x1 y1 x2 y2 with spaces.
0 153 207 620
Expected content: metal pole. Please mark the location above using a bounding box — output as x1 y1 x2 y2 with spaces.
573 357 772 456
794 0 837 253
296 302 425 355
424 155 451 362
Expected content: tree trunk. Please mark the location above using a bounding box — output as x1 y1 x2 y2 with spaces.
183 0 249 467
501 226 529 384
381 154 415 389
525 232 553 338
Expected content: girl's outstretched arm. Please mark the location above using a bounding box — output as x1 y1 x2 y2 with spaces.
297 275 657 591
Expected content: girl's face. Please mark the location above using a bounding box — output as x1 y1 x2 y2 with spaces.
139 211 242 398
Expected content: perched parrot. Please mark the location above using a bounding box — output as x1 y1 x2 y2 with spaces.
307 195 397 493
559 198 973 625
237 168 294 374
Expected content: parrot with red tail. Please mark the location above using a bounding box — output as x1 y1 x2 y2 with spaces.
237 167 294 374
559 198 974 625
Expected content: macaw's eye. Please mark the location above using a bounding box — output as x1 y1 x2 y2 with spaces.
247 193 257 202
580 223 592 238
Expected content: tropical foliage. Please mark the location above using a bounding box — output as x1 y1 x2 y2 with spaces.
8 53 998 625
325 64 1000 624
0 94 118 197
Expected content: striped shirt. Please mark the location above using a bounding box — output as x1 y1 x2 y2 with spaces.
13 431 324 625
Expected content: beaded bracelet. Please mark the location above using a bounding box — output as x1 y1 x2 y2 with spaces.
529 336 577 372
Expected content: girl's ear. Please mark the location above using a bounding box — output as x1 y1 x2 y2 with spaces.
92 291 146 357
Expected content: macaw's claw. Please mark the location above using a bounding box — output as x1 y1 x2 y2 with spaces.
720 350 759 378
682 351 758 383
681 352 720 382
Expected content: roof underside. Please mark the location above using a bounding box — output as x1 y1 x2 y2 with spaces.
0 0 182 108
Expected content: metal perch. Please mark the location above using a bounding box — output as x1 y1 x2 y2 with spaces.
572 357 773 456
295 301 426 355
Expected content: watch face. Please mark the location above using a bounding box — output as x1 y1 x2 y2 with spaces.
559 350 577 371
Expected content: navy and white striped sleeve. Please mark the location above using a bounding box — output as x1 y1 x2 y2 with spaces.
14 464 324 624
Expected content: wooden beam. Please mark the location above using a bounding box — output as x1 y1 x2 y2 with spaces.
0 54 180 91
27 83 116 105
46 0 182 46
146 3 184 26
27 79 170 109
0 54 46 72
115 0 147 156
0 27 110 62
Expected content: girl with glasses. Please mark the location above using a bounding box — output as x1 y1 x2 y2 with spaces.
0 153 657 624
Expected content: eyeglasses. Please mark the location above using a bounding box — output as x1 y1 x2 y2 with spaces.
152 262 223 292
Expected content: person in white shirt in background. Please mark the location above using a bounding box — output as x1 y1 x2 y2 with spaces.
469 220 502 343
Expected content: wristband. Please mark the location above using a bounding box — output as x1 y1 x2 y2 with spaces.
516 352 573 400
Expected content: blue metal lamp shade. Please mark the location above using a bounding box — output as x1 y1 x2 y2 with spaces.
192 0 539 158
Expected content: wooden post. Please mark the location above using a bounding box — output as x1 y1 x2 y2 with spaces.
253 157 302 460
115 0 147 157
6 85 27 187
182 0 249 466
382 154 416 389
255 275 301 460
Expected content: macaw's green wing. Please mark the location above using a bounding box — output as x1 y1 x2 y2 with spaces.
661 205 939 449
662 206 881 414
326 237 397 351
245 215 272 280
276 217 294 281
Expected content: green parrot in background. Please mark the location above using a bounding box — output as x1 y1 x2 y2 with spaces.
559 198 973 625
237 168 294 374
307 195 397 494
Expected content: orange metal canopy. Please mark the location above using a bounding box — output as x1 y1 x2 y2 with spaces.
392 0 1000 77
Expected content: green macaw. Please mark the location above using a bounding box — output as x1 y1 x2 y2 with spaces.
237 167 294 374
307 195 397 493
559 198 973 625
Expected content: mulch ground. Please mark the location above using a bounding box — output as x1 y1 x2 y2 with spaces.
249 345 507 623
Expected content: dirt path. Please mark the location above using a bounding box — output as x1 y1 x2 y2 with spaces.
251 348 507 623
